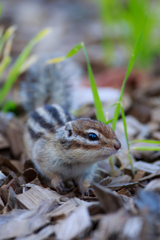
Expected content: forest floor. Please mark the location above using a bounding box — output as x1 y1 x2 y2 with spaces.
1 0 160 239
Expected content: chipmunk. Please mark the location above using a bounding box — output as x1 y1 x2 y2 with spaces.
24 103 121 193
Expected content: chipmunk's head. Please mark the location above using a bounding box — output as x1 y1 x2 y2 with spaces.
58 118 121 164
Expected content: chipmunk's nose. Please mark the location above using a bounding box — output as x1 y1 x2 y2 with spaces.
114 139 121 150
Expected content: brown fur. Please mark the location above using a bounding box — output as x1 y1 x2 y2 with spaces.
72 118 116 139
24 104 121 194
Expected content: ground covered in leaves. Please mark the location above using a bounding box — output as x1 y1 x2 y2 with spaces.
0 88 160 240
1 0 160 239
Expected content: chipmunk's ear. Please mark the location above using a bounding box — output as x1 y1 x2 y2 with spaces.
65 122 73 137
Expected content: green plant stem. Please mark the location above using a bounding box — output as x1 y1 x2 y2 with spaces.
112 16 147 131
47 42 106 123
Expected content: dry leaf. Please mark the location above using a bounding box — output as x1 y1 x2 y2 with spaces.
144 179 160 192
16 185 60 210
93 183 123 213
0 201 51 239
46 198 82 220
54 206 91 240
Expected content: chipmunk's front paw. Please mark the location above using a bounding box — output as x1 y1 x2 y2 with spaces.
84 187 95 197
51 175 72 194
55 182 68 194
79 179 91 196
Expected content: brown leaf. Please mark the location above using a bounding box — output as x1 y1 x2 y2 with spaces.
103 175 137 191
16 185 61 210
46 198 82 220
133 170 146 182
106 175 132 190
0 201 51 239
3 187 18 214
3 171 23 194
6 117 24 158
54 206 91 240
117 188 132 197
0 188 9 206
93 183 123 213
0 155 19 174
21 168 41 186
17 225 55 240
144 179 160 192
0 197 4 211
93 209 129 240
138 170 160 182
10 159 23 172
99 176 112 186
0 133 10 149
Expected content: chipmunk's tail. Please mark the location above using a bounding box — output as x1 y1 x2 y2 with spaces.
19 53 82 113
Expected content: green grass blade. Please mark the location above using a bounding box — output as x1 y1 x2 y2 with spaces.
47 42 106 123
131 139 160 145
3 35 13 57
0 4 3 18
2 100 16 112
131 147 160 151
109 156 115 176
66 43 83 58
106 119 113 124
46 43 82 64
81 44 106 123
0 26 16 55
112 102 121 131
0 28 51 106
127 152 135 176
0 56 11 79
103 102 121 110
120 104 130 150
120 104 134 175
112 16 147 131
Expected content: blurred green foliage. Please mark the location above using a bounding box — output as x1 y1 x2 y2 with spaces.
97 0 160 67
0 4 51 112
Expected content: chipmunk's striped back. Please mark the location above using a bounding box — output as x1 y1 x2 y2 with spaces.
24 104 74 156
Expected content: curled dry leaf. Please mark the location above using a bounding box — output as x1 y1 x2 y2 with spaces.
93 183 123 213
21 168 41 186
0 155 19 174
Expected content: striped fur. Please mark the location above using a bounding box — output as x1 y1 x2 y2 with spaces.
24 103 121 193
26 104 73 141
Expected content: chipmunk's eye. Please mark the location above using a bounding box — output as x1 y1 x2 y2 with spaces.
68 129 72 137
88 133 98 141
